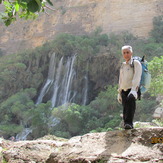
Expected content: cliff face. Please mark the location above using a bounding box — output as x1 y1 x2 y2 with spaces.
1 127 163 162
0 0 163 55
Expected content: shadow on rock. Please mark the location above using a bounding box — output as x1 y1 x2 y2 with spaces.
100 128 163 162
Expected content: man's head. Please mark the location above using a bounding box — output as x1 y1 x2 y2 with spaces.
121 45 133 62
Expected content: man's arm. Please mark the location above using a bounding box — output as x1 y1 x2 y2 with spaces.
117 67 122 104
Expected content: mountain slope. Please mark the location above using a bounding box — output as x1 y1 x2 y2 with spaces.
0 0 163 55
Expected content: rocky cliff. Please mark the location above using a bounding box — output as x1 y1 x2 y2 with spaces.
0 127 163 162
0 0 163 55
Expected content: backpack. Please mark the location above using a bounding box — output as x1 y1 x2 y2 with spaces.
132 56 151 95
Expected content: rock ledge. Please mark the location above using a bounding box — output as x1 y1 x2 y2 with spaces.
0 127 163 163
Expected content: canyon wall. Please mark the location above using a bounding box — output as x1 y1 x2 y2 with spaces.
0 0 163 55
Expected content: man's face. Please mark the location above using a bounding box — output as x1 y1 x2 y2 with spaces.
122 49 132 62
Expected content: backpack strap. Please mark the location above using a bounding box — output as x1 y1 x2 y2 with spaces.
131 58 142 100
131 58 135 68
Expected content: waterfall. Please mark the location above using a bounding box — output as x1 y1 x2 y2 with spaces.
36 53 56 104
36 54 88 107
52 55 76 107
82 75 88 105
16 128 32 141
51 57 63 107
61 55 76 105
36 79 52 104
82 61 89 105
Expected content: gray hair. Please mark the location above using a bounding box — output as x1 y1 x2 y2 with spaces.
121 45 133 53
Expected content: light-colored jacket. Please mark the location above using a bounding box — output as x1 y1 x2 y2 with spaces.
118 57 142 93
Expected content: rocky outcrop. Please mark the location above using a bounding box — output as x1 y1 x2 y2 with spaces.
0 0 163 55
1 127 163 162
153 96 163 120
153 107 163 120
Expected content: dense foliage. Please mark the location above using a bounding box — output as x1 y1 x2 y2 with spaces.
150 15 163 43
0 0 53 26
0 16 163 139
52 86 121 137
49 28 109 60
148 56 163 96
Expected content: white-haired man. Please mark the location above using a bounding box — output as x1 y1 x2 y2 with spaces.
118 45 142 129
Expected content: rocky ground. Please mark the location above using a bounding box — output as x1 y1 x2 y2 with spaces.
0 127 163 163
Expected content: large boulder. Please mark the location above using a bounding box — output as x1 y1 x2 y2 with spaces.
1 128 163 163
133 121 158 128
153 107 163 120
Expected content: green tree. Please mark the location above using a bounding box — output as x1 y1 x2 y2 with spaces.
53 103 84 135
29 102 52 138
150 15 163 43
0 0 53 26
148 56 163 96
0 88 37 138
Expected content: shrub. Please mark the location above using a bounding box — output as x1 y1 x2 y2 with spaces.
150 15 163 43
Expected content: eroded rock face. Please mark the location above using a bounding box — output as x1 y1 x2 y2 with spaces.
0 0 163 55
1 128 163 162
2 139 67 163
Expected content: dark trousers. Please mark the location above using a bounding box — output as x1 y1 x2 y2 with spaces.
121 89 136 127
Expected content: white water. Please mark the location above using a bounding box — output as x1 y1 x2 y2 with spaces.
36 53 56 104
48 116 60 128
16 128 32 141
36 54 88 107
82 75 88 105
36 79 53 104
51 57 63 107
61 55 76 106
82 61 89 105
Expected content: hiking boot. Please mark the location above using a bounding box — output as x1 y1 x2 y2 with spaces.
124 124 133 130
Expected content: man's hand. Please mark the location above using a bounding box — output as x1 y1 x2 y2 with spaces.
128 90 137 99
117 93 122 104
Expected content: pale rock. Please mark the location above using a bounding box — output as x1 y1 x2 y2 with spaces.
153 107 163 120
1 128 163 162
134 121 158 128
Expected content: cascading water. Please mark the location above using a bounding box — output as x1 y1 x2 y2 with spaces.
36 53 56 104
82 62 89 105
16 128 32 141
50 55 76 107
57 55 76 107
36 54 88 107
82 75 88 105
51 57 64 107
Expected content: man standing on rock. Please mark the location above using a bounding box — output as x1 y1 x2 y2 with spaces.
117 45 142 129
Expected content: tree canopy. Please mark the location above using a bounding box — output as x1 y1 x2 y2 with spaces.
148 56 163 96
0 0 53 26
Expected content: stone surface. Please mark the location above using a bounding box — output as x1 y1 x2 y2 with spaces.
134 121 158 128
153 107 163 120
2 139 66 163
1 128 163 162
0 0 163 55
